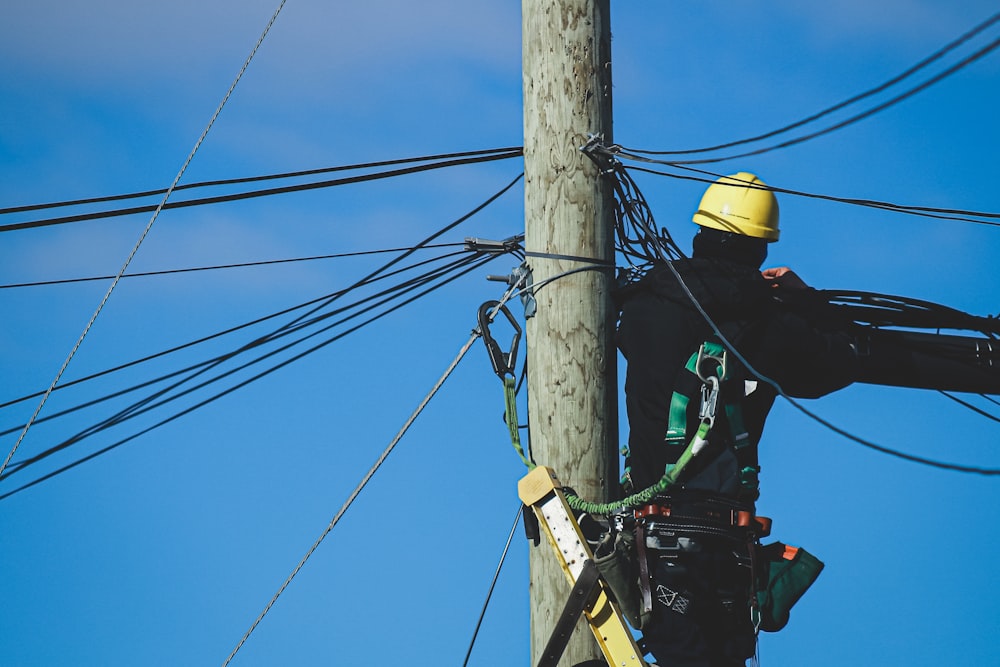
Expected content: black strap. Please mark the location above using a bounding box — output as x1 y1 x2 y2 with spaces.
635 520 654 617
536 559 602 667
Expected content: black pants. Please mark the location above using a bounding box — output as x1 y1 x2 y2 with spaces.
639 544 757 667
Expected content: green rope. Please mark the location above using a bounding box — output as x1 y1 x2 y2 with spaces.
496 339 717 514
564 421 710 514
504 376 535 470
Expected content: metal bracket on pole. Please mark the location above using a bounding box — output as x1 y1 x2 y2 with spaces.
518 466 648 667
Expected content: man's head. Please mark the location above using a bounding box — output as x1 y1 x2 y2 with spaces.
691 172 779 269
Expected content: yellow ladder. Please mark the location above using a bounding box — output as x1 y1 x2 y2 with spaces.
518 466 648 667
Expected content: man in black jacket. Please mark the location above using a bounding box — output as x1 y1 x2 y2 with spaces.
616 172 857 666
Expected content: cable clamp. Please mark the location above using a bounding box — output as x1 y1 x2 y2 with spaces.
580 134 621 175
485 264 535 319
579 133 605 153
465 233 524 255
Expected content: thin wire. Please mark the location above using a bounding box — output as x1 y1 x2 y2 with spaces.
0 148 522 215
267 172 523 341
462 505 522 667
0 253 499 486
0 0 289 480
0 243 464 290
0 151 523 233
1 169 523 411
623 10 1000 156
637 34 1000 165
618 162 1000 228
1 176 524 486
939 391 1000 423
0 251 463 412
0 252 481 455
221 331 481 667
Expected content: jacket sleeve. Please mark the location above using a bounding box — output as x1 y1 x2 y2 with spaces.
749 306 858 399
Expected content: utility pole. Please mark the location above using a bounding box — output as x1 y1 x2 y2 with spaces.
522 1 616 665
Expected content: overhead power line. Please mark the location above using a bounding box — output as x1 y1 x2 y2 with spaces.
462 505 523 667
0 150 524 233
648 29 1000 165
938 391 1000 423
623 10 1000 158
0 250 470 429
0 147 523 215
0 175 525 498
0 174 522 414
616 162 1000 229
0 251 501 497
0 251 469 413
0 243 465 290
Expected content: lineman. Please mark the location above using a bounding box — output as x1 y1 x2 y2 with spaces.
614 172 858 666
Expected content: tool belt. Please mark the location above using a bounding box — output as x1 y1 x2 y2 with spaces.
636 496 772 547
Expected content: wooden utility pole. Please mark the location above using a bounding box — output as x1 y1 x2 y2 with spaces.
522 1 616 664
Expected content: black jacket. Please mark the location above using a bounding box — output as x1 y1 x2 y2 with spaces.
616 258 857 495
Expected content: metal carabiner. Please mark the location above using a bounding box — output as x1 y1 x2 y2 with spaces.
698 375 720 428
694 343 728 384
478 300 522 379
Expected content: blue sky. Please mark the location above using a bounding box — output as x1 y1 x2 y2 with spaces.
2 2 999 666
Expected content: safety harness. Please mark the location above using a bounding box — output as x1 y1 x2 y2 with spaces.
621 341 770 628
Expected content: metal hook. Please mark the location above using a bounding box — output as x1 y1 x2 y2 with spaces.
478 300 522 379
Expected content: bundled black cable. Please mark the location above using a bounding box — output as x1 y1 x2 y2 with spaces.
819 291 1000 337
581 140 683 277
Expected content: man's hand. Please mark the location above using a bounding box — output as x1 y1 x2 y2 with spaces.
762 266 809 289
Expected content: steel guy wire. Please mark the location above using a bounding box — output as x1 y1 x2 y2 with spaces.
221 329 483 667
461 504 523 667
0 0 289 481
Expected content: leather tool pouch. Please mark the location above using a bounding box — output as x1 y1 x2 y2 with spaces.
594 530 651 630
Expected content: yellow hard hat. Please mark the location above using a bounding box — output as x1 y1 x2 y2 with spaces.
692 172 780 242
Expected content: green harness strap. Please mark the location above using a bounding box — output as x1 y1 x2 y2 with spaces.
663 341 760 497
